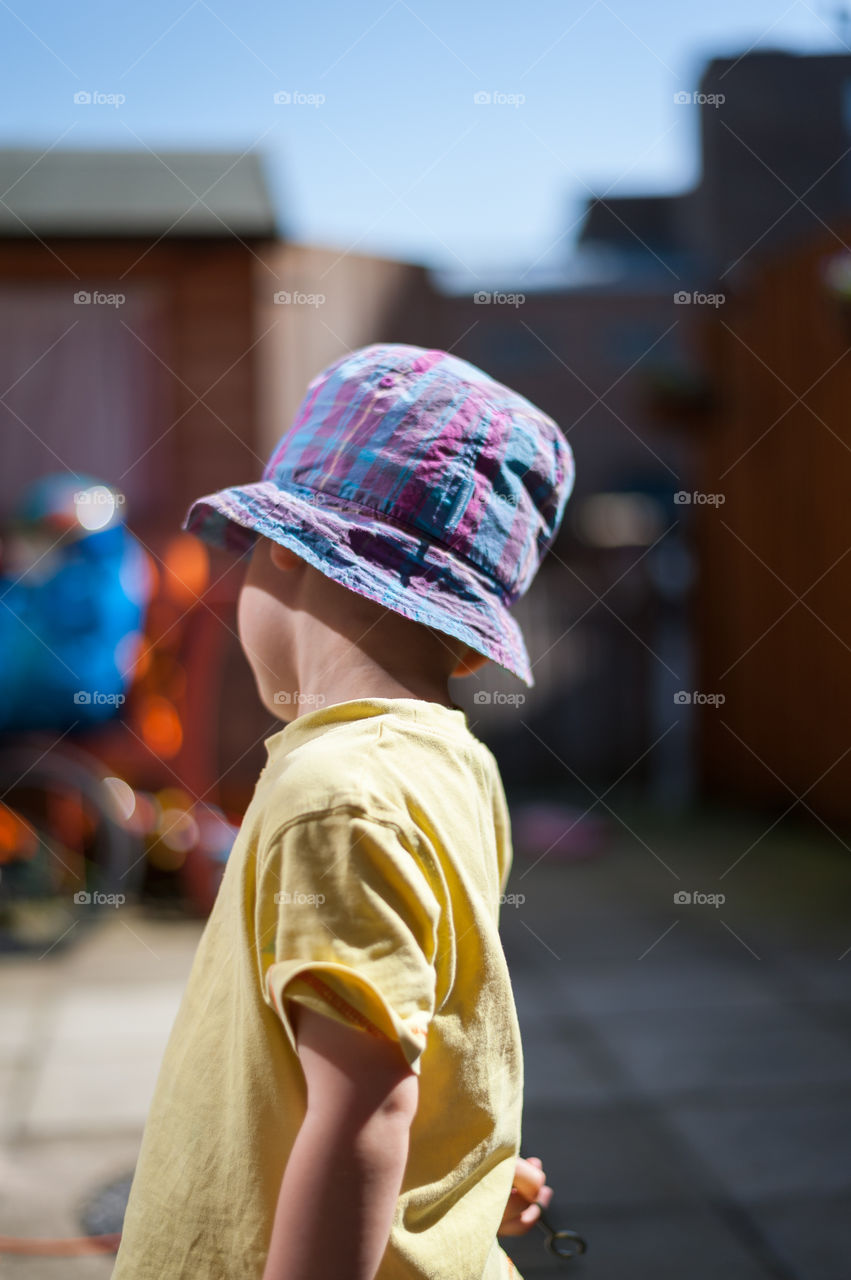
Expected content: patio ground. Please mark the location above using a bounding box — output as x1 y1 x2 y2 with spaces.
1 801 849 1279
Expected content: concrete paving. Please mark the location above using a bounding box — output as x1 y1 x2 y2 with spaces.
499 803 851 1279
0 802 849 1279
0 915 201 1279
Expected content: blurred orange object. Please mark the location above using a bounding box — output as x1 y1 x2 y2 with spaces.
162 534 210 605
138 695 183 758
0 803 38 863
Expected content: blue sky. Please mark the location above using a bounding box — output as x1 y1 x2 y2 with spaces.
1 0 847 279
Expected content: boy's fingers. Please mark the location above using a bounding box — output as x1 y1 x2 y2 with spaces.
537 1183 554 1209
512 1157 547 1202
500 1202 543 1236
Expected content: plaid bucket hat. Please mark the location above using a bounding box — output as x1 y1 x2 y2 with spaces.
183 343 574 687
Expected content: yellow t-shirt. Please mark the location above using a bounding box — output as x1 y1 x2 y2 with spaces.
112 697 525 1280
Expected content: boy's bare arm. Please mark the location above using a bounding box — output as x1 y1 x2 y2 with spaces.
262 1002 419 1280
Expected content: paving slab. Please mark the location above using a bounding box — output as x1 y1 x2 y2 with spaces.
518 1102 714 1209
0 1134 138 1279
1 980 184 1141
41 983 186 1054
666 1095 851 1199
587 1003 851 1097
518 1018 630 1105
771 953 851 1005
0 999 41 1066
543 956 782 1016
56 911 204 985
747 1195 851 1280
502 1202 776 1280
24 1048 170 1139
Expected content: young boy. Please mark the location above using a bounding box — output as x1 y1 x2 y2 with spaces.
112 343 574 1280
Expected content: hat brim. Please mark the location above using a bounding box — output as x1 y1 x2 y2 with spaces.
182 481 534 687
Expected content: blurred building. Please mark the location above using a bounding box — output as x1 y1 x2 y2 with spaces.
441 49 851 821
582 49 851 280
577 49 851 821
692 223 851 824
0 148 441 811
440 286 697 805
0 148 275 537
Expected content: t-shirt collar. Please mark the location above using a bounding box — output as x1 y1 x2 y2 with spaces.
264 696 471 759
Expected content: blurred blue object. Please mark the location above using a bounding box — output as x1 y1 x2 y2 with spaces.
0 474 152 732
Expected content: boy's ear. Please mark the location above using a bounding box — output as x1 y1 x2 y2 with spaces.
453 647 490 677
269 541 303 572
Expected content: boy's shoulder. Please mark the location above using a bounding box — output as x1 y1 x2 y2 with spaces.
257 709 497 839
258 717 414 831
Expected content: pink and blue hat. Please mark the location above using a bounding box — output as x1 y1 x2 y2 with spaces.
182 343 574 687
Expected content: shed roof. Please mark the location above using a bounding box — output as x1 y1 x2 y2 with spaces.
0 148 278 239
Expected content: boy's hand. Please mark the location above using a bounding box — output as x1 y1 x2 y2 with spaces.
497 1156 554 1237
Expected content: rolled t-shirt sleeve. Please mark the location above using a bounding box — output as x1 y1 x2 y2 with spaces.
255 807 441 1073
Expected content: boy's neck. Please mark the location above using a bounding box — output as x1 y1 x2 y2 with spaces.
283 668 457 722
285 680 458 721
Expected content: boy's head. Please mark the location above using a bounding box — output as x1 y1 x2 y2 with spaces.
235 535 489 718
183 343 574 701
